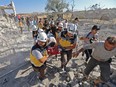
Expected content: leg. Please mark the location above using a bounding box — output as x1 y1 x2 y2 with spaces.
99 61 110 82
21 27 23 34
60 51 66 68
84 49 92 62
38 63 47 80
39 68 46 79
32 31 34 38
65 50 72 66
84 57 98 76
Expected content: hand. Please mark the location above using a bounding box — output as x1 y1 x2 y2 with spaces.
72 52 76 57
72 52 79 58
85 38 89 41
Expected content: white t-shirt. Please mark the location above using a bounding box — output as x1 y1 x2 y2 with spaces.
32 50 43 60
83 32 98 45
63 22 68 29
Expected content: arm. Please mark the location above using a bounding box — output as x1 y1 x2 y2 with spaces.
39 56 48 63
73 48 84 57
32 50 48 63
64 43 76 49
65 35 78 50
56 32 61 46
73 42 97 57
80 37 89 41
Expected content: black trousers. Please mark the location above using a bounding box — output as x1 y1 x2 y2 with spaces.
84 57 110 82
84 49 92 62
60 50 72 67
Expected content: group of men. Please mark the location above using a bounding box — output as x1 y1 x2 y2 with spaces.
29 18 116 86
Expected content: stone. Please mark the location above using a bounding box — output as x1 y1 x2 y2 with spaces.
68 71 75 81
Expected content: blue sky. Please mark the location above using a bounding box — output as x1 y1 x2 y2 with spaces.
0 0 116 13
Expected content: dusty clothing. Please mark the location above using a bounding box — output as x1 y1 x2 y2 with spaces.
83 41 116 61
83 41 116 82
84 57 110 82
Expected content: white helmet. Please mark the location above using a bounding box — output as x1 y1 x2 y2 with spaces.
58 22 63 28
38 28 44 33
32 25 37 31
37 32 48 42
67 23 77 34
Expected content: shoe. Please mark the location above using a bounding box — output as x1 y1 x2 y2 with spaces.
81 76 88 81
61 64 64 69
59 67 66 73
62 68 66 72
93 79 102 85
38 76 46 81
39 77 44 81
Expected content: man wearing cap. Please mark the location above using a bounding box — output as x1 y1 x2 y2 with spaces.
80 25 100 62
73 36 116 85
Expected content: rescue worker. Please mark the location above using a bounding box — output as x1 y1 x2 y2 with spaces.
57 24 78 71
30 30 55 80
32 25 38 45
56 22 64 42
32 25 38 38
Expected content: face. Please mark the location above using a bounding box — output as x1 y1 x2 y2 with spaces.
104 40 116 51
67 32 73 38
58 27 62 31
37 40 46 46
92 29 98 34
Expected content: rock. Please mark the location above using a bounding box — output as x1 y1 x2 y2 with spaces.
66 83 72 87
68 71 75 81
73 84 80 87
90 71 100 78
49 83 57 87
42 78 49 85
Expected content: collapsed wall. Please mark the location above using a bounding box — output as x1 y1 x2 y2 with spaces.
0 16 32 77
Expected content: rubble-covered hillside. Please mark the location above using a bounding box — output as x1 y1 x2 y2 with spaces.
0 16 33 78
